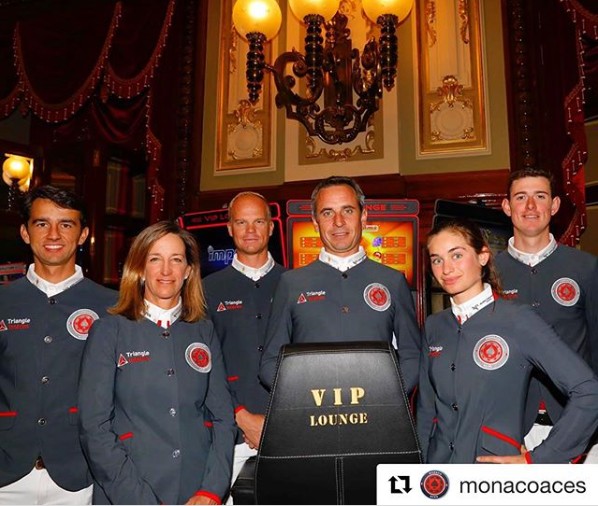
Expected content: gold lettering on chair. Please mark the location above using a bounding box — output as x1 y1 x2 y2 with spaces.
308 387 368 427
311 389 326 407
309 412 369 427
350 387 365 405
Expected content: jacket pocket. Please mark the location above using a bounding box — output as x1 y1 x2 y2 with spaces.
68 406 79 425
0 411 17 430
480 425 521 456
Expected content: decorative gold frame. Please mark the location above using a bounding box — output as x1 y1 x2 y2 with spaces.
416 0 487 154
215 1 274 172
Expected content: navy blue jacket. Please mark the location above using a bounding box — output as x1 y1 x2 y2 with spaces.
496 246 598 429
204 264 285 443
0 276 116 490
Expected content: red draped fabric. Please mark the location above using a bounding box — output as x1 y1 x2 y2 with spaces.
0 0 178 221
559 0 598 244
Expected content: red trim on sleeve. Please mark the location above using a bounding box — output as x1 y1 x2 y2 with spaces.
227 375 240 382
68 406 78 413
119 432 134 441
0 411 17 417
204 421 214 428
194 490 221 503
524 451 533 464
570 453 586 464
234 405 246 414
481 426 521 450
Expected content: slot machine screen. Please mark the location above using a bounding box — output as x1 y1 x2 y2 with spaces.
286 200 419 290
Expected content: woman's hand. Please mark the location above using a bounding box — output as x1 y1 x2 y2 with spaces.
476 445 528 464
185 495 218 505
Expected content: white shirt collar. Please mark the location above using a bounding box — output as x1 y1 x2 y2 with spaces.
507 234 557 267
451 283 495 324
26 264 84 297
318 246 367 272
231 252 275 281
144 299 182 329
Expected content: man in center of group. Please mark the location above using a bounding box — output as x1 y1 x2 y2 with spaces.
259 176 421 393
203 192 286 498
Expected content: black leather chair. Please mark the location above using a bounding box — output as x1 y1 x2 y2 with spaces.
231 341 421 505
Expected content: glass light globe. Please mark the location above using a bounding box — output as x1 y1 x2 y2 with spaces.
288 0 340 22
2 155 30 180
362 0 414 23
19 176 31 192
233 0 282 41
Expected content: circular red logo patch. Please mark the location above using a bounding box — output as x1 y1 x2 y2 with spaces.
473 335 510 370
185 343 212 373
420 470 449 499
73 314 94 335
66 309 99 340
478 341 503 364
191 347 209 368
363 283 391 311
551 278 580 307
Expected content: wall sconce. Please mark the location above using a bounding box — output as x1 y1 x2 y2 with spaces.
232 0 414 145
3 153 33 211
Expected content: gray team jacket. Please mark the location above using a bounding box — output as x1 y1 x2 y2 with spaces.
0 276 116 490
78 315 236 504
417 298 598 463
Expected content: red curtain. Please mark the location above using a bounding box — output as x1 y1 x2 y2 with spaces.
0 0 179 220
560 0 598 243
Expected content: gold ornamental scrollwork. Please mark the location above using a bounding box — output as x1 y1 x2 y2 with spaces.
458 0 470 44
429 75 475 142
425 1 437 48
226 100 264 160
304 130 376 161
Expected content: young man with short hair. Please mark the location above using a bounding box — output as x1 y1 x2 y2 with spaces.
0 185 116 504
497 168 598 463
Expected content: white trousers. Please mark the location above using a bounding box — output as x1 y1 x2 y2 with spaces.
525 423 598 463
226 442 258 505
0 467 93 505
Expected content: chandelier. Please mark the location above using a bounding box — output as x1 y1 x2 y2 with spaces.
232 0 414 145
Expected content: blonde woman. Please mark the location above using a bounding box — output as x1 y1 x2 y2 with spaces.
79 221 235 504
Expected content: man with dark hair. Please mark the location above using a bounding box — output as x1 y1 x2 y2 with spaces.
259 176 421 392
496 168 598 463
0 185 116 504
203 192 285 500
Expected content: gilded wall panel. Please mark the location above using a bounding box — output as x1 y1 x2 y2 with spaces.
215 1 276 173
416 0 488 155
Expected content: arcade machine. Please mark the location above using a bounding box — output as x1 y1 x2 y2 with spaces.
177 202 287 276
